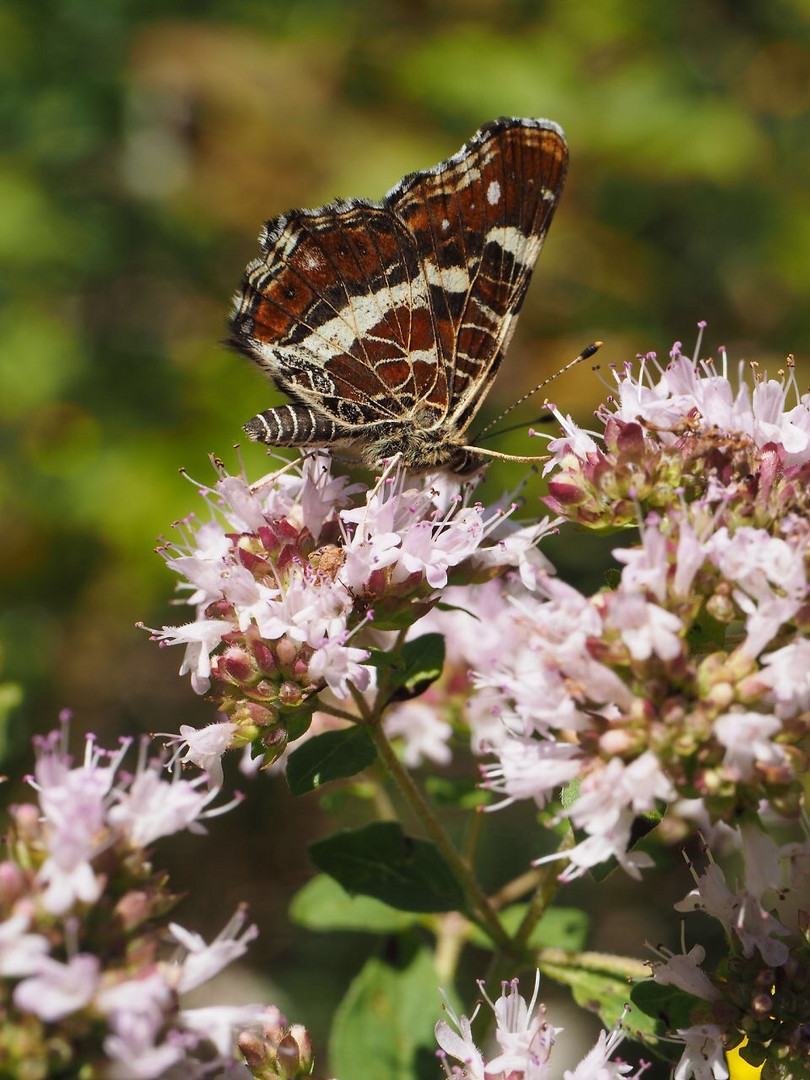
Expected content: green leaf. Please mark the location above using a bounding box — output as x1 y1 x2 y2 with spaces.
435 601 478 617
367 633 446 702
392 633 446 700
539 954 659 1043
283 700 317 742
290 874 419 933
363 598 437 632
286 727 377 795
629 980 701 1055
330 947 453 1080
309 821 466 913
468 904 589 952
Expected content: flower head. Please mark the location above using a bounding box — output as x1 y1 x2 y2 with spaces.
0 722 264 1078
651 824 810 1078
436 974 643 1080
474 340 810 877
149 452 553 767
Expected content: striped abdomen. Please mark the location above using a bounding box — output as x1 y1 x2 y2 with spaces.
244 404 347 447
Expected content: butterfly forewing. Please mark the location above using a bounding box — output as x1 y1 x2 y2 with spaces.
229 117 568 471
387 119 567 431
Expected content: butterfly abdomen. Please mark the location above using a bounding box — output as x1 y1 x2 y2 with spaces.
244 404 345 447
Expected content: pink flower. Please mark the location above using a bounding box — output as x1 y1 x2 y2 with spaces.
383 701 453 767
436 975 643 1080
159 721 238 785
564 1025 647 1080
603 592 683 662
151 618 234 694
672 1026 729 1080
168 908 259 993
107 756 238 844
712 710 787 780
759 638 810 718
14 953 100 1021
97 971 183 1079
650 944 722 1001
0 909 49 977
674 855 790 967
483 975 558 1078
482 738 582 809
149 453 558 769
180 1003 271 1057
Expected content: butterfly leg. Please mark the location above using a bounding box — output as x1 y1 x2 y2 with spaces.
244 404 346 447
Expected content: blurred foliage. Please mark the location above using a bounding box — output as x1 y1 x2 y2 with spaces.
2 0 810 1069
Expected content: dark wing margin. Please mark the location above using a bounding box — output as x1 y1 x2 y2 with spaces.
386 117 568 431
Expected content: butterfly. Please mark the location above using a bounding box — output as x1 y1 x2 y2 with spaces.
228 116 568 474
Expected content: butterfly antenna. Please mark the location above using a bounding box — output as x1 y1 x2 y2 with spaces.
481 411 553 440
475 342 602 443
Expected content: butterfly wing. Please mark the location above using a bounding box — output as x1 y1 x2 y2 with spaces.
387 117 568 433
230 117 567 459
230 200 447 431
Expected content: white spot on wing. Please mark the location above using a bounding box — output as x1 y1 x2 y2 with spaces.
424 263 470 292
486 180 501 205
302 249 324 270
484 225 537 265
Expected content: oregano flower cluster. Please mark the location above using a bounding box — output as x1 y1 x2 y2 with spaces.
148 453 552 766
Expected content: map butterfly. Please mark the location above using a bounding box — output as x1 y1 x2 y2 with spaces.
229 117 568 474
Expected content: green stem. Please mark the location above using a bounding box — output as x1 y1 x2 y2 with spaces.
512 826 574 950
434 912 469 983
488 867 544 909
480 827 575 1002
317 702 365 724
364 716 515 954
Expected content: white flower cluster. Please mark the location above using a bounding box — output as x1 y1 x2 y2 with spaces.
436 974 646 1080
150 452 554 767
652 824 810 1078
466 346 810 880
0 722 266 1078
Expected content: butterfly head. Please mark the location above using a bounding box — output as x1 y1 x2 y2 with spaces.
359 423 485 476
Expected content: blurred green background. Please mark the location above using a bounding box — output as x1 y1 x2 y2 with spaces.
2 0 810 1069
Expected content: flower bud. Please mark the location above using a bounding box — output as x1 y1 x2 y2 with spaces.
279 681 304 706
218 646 256 684
277 1025 313 1079
252 639 278 674
0 861 26 904
231 700 279 730
114 889 153 931
239 1030 276 1078
11 803 40 843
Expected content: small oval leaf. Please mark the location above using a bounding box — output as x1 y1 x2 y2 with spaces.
286 726 377 795
309 821 466 913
